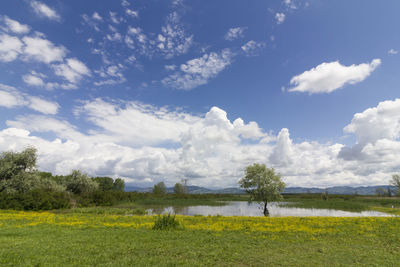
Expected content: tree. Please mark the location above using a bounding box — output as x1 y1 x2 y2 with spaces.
391 174 400 195
113 178 125 192
238 163 285 216
174 182 186 195
93 177 114 191
65 170 99 195
153 181 167 195
0 147 42 193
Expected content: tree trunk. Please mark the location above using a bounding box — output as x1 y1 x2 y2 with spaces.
263 202 269 216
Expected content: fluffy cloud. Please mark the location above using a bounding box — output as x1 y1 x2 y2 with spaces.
1 98 400 188
225 27 247 41
288 59 381 94
2 16 30 34
30 1 61 21
388 49 398 55
23 73 45 86
0 34 23 62
0 83 59 114
162 49 234 90
53 58 91 83
338 99 400 180
343 98 400 145
22 36 67 64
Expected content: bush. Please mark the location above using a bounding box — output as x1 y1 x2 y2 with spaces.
0 190 71 210
152 214 182 230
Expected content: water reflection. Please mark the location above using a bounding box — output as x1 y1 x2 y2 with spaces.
147 201 393 217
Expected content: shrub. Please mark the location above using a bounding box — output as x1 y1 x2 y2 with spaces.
0 190 71 210
152 213 182 230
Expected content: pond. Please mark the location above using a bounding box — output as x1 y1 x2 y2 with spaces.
146 201 393 217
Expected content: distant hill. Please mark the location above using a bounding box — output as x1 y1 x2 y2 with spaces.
125 185 397 195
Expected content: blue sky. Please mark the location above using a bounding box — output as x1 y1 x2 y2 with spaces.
0 0 400 188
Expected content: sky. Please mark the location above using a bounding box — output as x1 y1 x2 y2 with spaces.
0 0 400 188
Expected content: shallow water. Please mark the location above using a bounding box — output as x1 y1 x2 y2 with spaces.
146 201 393 217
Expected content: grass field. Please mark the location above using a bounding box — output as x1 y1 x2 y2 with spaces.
1 209 399 266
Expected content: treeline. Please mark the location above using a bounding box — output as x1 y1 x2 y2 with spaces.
0 147 125 210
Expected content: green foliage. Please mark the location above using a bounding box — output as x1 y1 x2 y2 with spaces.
65 170 99 195
113 178 125 191
391 174 400 195
0 190 71 210
93 177 114 191
153 181 167 195
0 147 37 181
152 213 182 230
173 182 187 194
239 163 285 215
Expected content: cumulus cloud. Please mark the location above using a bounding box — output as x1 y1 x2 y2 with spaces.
388 49 398 55
0 83 59 114
162 49 234 90
338 98 400 180
275 13 286 24
2 16 30 34
224 27 246 41
0 34 23 62
2 97 400 187
288 59 381 94
22 36 67 64
30 1 61 21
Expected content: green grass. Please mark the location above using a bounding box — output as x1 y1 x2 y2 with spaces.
0 217 399 266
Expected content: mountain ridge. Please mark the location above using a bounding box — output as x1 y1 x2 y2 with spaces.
125 185 397 195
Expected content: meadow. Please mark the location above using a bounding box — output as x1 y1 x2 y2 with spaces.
1 207 400 266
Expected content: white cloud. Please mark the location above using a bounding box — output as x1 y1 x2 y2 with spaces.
109 12 123 24
27 96 59 115
0 83 58 114
2 16 30 34
22 36 67 64
0 34 23 62
241 40 266 56
30 1 61 21
275 13 286 24
121 0 130 7
53 58 91 83
283 0 296 10
343 98 400 145
94 64 125 86
23 73 45 86
165 64 176 71
0 83 27 108
2 97 400 187
225 27 246 41
125 9 139 18
388 49 398 55
92 12 103 21
162 49 234 90
288 59 381 94
157 12 193 58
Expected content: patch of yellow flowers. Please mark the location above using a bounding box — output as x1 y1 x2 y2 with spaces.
0 210 398 234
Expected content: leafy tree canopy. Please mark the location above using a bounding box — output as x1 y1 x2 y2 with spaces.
239 163 285 216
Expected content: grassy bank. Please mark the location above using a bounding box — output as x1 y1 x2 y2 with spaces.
0 210 399 266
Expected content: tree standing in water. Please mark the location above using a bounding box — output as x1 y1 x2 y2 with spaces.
239 163 285 216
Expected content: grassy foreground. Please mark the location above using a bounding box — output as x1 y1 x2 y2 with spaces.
0 210 399 266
